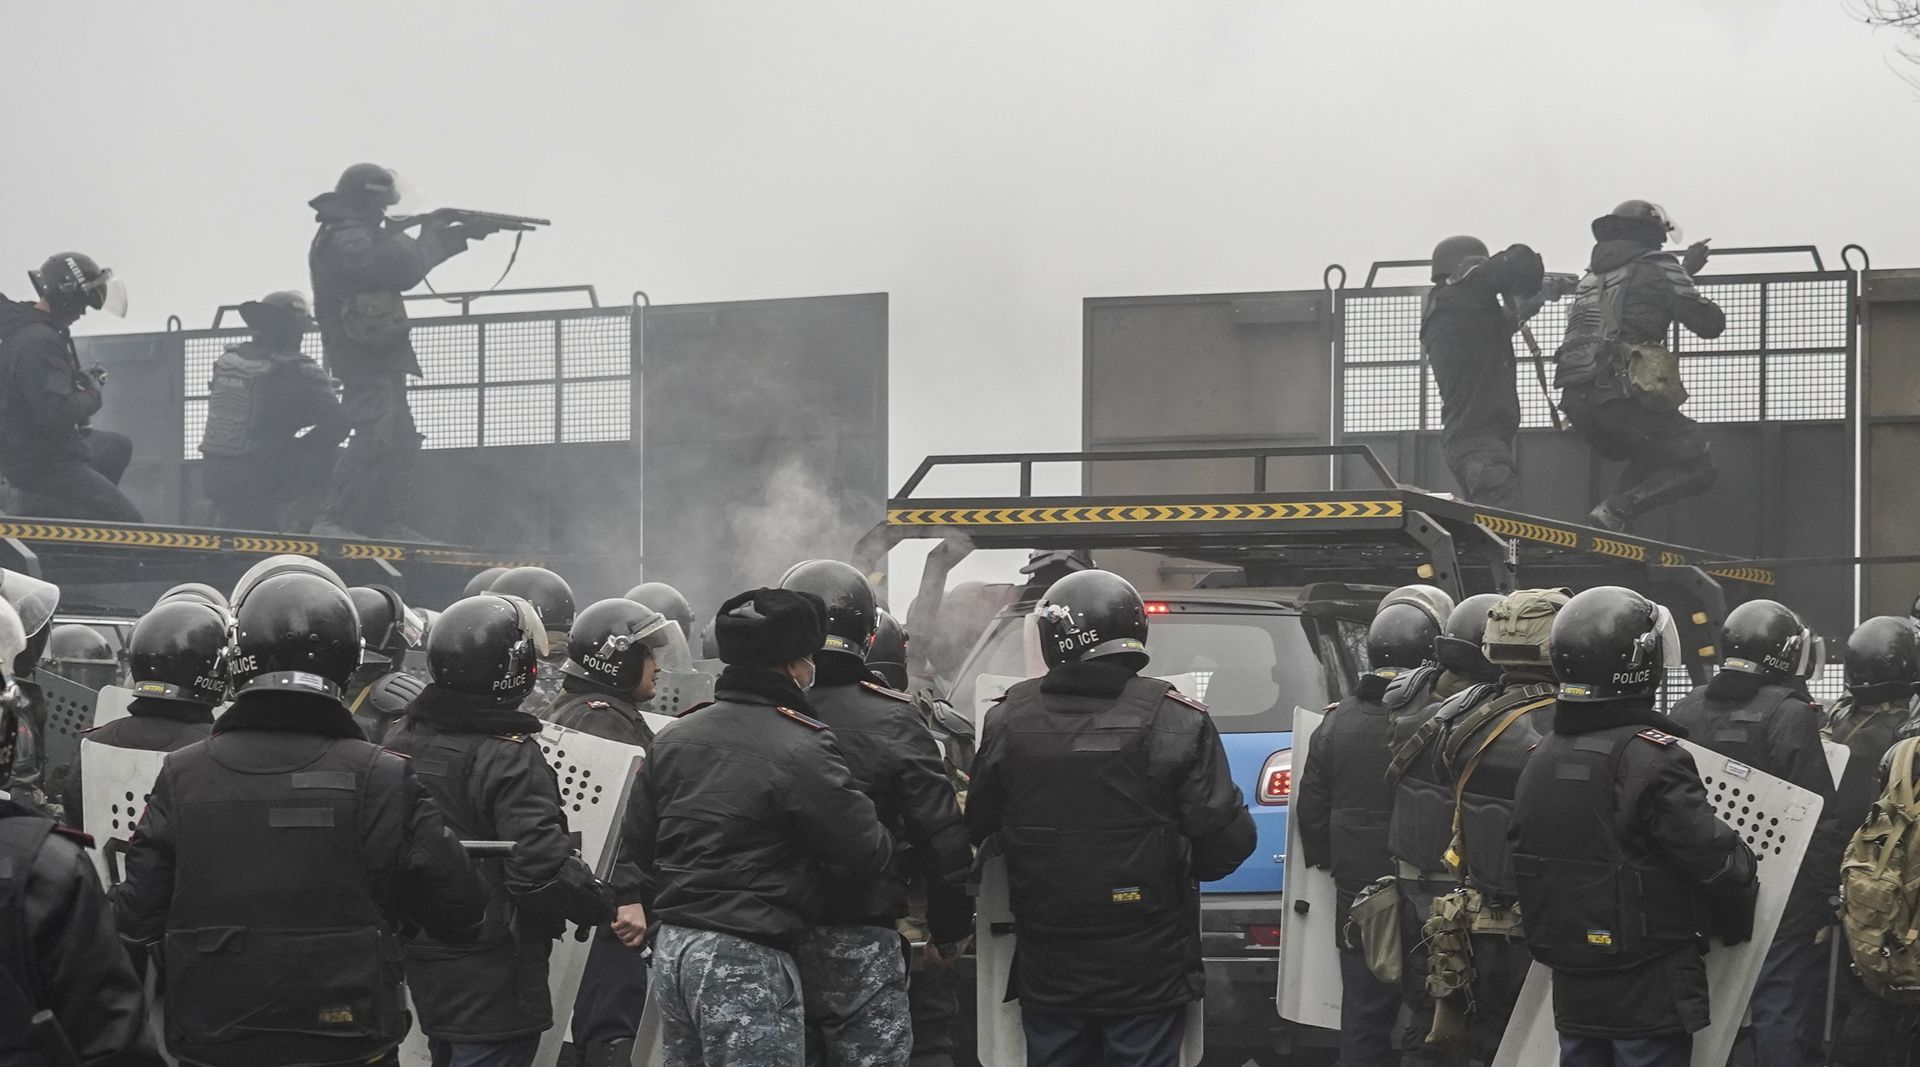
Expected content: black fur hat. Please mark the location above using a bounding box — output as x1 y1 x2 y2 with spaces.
716 588 827 668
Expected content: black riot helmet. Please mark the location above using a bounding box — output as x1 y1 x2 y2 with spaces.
334 163 400 212
128 601 229 706
349 585 421 665
1550 586 1681 703
427 594 550 702
1720 600 1821 685
625 582 695 638
564 598 678 691
487 567 575 642
869 610 909 690
29 251 126 322
43 624 117 691
1431 235 1490 282
1034 569 1149 670
463 566 508 598
778 560 879 662
1435 593 1502 682
229 572 363 699
1844 616 1920 703
1591 200 1681 246
156 582 230 615
1365 585 1452 674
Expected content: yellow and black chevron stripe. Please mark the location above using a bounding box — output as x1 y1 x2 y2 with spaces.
887 500 1402 527
1591 537 1647 563
1473 513 1580 549
0 522 222 550
0 520 516 571
1708 566 1776 587
229 537 322 555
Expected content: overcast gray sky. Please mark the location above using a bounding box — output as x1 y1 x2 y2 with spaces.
7 0 1914 597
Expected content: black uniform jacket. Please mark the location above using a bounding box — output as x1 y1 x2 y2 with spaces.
61 697 214 832
0 298 102 475
623 666 894 949
308 194 464 381
1296 673 1395 907
965 660 1257 1015
381 685 612 1043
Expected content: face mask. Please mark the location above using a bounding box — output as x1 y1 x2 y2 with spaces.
795 658 816 691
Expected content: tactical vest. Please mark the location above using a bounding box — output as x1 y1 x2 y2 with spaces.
0 815 54 1066
1511 727 1702 971
992 676 1189 936
1554 264 1634 388
1388 684 1495 876
1669 683 1799 776
162 738 407 1054
1383 666 1442 755
199 346 280 458
1443 682 1556 900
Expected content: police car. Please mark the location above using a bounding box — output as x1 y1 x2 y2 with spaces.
949 583 1376 1066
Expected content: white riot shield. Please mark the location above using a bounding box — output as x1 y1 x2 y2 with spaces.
1493 739 1823 1067
78 739 168 887
399 723 645 1067
91 684 136 729
38 672 102 785
647 669 715 717
975 845 1205 1066
1277 707 1342 1030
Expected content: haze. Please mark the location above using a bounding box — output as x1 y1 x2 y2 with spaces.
6 0 1909 601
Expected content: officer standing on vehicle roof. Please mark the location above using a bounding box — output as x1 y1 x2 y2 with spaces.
198 290 346 533
112 562 488 1067
1421 236 1547 509
1668 600 1836 1067
0 252 141 524
1826 616 1920 1067
1511 586 1758 1067
1432 588 1570 1061
1297 592 1455 1067
345 584 425 744
966 570 1256 1067
60 597 226 830
780 560 975 1067
490 566 576 711
542 596 680 1067
1384 593 1501 1065
308 164 497 540
383 592 615 1067
0 593 161 1067
1554 201 1725 533
624 586 896 1067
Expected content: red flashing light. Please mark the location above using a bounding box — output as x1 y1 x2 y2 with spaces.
1258 749 1292 805
1245 924 1283 948
1145 602 1172 615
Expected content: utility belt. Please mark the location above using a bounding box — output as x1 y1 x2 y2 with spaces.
1396 859 1455 891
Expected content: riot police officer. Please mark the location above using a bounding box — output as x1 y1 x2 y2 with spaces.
1669 600 1836 1067
966 570 1257 1067
1372 585 1456 752
198 291 346 532
1827 616 1920 1067
1434 588 1570 1061
309 164 493 540
1554 201 1725 532
42 623 118 692
0 252 140 523
624 586 895 1067
490 566 575 711
383 593 616 1067
1385 591 1501 1064
113 567 487 1067
624 581 695 642
1 569 63 816
780 560 974 1066
465 566 508 598
345 584 425 743
1421 236 1546 508
0 592 158 1066
61 598 225 830
1296 590 1455 1067
543 597 678 1067
1511 586 1757 1067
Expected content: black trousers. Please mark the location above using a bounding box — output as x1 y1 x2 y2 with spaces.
202 442 338 532
1557 1035 1691 1067
1560 386 1716 518
1338 943 1400 1067
569 928 648 1048
1023 1007 1183 1067
9 429 141 523
320 373 419 534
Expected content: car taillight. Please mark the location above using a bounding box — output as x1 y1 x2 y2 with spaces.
1245 924 1283 948
1258 748 1292 806
1145 602 1172 615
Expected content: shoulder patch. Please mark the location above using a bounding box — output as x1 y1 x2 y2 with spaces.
1166 691 1209 714
492 733 527 744
1635 728 1680 748
858 680 914 704
677 701 716 718
50 825 95 849
586 699 612 710
775 706 828 730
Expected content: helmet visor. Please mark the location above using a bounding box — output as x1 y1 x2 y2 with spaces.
0 570 59 638
642 620 695 675
1801 632 1827 683
501 594 550 659
1649 604 1683 676
92 273 128 318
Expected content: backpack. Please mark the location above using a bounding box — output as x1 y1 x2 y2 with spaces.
1839 736 1920 1002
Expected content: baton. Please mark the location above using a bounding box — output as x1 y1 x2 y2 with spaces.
461 840 515 857
1824 924 1841 1054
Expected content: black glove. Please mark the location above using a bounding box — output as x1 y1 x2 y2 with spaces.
1682 241 1711 276
1710 876 1758 947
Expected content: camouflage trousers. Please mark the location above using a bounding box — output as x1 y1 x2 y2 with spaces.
651 924 805 1067
795 925 912 1067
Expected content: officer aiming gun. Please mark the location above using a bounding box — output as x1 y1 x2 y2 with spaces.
386 207 551 235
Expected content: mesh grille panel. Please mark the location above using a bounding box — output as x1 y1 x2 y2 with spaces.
1340 274 1851 433
176 311 632 457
